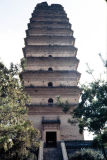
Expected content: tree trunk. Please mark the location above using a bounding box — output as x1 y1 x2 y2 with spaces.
101 143 107 160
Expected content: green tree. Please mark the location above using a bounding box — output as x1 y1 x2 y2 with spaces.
73 80 107 159
93 128 107 149
0 62 40 160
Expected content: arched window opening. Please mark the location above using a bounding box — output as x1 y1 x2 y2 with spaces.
48 98 53 104
48 68 53 71
48 82 53 87
48 55 52 57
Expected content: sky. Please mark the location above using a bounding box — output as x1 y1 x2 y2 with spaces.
0 0 106 83
0 0 107 139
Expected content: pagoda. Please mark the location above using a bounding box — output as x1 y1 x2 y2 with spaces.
21 2 83 145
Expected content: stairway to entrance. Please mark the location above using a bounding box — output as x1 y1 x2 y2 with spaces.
43 143 63 160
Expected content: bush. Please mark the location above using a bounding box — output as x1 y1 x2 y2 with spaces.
69 149 104 160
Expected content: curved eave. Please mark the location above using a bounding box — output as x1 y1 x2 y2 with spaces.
24 85 81 90
21 70 80 74
25 56 79 61
27 103 77 108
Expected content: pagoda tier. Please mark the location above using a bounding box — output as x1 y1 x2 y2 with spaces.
32 14 67 18
24 57 79 71
32 10 67 15
23 45 77 58
30 16 69 22
26 28 73 36
25 36 75 46
28 22 71 29
26 105 76 115
24 86 80 105
21 70 80 87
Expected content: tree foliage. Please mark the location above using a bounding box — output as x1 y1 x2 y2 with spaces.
0 62 40 160
73 80 107 159
93 128 107 149
69 149 104 160
73 80 107 135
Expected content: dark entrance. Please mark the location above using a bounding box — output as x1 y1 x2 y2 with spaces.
46 132 57 147
48 98 53 104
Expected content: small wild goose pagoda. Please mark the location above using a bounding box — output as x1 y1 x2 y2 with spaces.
21 2 84 147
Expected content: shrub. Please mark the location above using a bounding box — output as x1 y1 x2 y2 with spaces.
69 149 104 160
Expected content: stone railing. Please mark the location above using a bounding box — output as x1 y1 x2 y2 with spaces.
65 140 93 149
61 141 68 160
38 141 44 160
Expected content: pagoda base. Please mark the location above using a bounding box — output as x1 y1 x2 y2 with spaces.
28 113 84 141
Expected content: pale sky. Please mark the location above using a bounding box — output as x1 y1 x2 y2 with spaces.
0 0 106 82
0 0 107 139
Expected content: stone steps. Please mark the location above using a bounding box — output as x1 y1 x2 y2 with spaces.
43 147 63 160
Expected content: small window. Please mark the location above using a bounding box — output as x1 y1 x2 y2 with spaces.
48 98 53 104
48 55 52 57
48 68 53 71
48 82 53 87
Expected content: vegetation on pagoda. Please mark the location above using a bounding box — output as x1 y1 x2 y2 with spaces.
56 96 70 113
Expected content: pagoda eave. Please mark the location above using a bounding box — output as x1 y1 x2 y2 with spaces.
27 104 77 115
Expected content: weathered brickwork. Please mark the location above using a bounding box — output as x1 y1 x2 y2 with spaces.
29 22 71 29
23 46 77 57
27 28 73 36
25 36 75 45
21 2 84 141
28 115 84 141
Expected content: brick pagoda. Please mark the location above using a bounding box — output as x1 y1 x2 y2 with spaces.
21 2 83 144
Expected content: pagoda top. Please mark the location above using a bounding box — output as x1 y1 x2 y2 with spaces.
35 2 64 10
